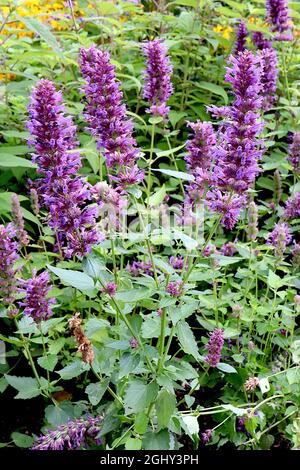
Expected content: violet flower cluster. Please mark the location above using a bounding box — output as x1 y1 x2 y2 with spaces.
267 222 292 257
142 39 173 118
287 132 300 173
0 223 20 306
27 79 100 258
79 46 143 188
284 192 300 220
266 0 293 40
206 50 264 229
184 121 216 203
234 20 248 54
32 415 102 450
204 328 224 367
127 260 154 277
258 47 278 110
252 32 272 50
18 270 55 322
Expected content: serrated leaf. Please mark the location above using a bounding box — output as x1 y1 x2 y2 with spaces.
176 320 200 361
148 185 166 207
156 389 176 430
124 380 158 414
196 81 228 104
37 355 58 372
134 412 149 435
5 375 42 399
180 415 199 440
142 430 171 450
85 379 109 406
47 265 95 295
57 360 90 380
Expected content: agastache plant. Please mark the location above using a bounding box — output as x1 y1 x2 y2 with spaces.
206 50 264 229
27 79 100 258
258 46 278 110
142 39 173 118
204 328 224 367
184 121 216 204
0 223 20 308
233 20 248 54
32 415 102 450
287 132 300 173
18 270 55 322
79 46 143 188
266 0 293 40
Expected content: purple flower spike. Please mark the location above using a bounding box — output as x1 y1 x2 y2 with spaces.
18 270 55 322
284 193 300 220
267 222 292 258
258 47 278 110
252 32 272 50
266 0 293 41
31 415 102 450
166 280 183 297
0 223 20 305
79 46 142 187
234 20 248 54
27 79 100 258
288 132 300 173
204 328 224 367
142 39 173 118
206 50 264 229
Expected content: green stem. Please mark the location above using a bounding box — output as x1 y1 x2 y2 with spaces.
147 122 155 204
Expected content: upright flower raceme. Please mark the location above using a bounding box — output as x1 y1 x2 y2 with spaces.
27 79 100 258
18 270 55 322
284 192 300 220
11 194 29 246
206 51 264 229
79 46 143 188
234 20 248 54
266 0 293 40
0 223 19 307
258 47 278 110
184 121 216 203
142 39 173 118
32 415 102 450
267 222 292 257
247 201 259 242
204 328 224 367
287 132 300 173
252 32 272 50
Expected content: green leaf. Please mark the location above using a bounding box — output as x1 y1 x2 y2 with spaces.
196 81 228 104
216 363 237 374
124 380 158 414
153 168 194 182
118 353 140 379
115 288 150 303
11 432 34 448
142 430 171 450
155 144 186 158
148 185 166 207
134 412 149 435
141 315 161 339
37 355 58 372
180 415 199 440
0 155 36 168
156 389 176 430
85 379 109 406
4 375 43 399
125 438 142 450
57 360 90 380
176 320 200 361
47 265 95 295
267 270 283 290
20 17 63 56
174 0 198 7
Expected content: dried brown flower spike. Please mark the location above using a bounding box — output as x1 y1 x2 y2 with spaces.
68 313 94 364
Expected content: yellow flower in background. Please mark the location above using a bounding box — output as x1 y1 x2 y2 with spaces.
213 25 233 40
